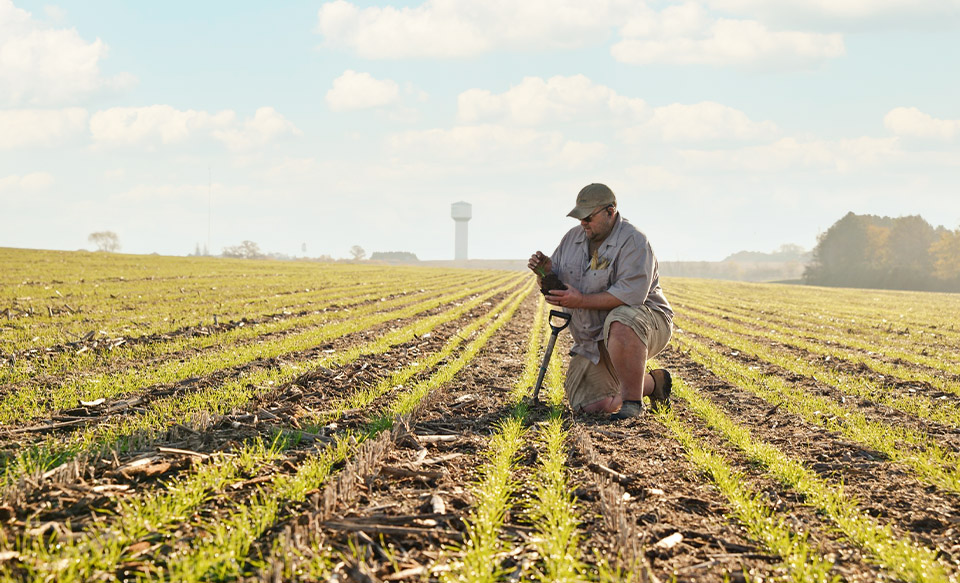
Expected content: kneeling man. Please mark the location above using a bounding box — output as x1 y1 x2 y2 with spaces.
529 183 673 419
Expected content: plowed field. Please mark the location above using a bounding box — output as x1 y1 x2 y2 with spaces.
1 248 958 582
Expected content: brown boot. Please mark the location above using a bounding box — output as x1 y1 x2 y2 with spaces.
609 400 643 420
649 369 672 412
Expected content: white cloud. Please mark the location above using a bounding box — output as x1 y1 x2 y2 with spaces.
458 75 648 125
406 83 429 103
315 0 848 68
387 124 607 168
262 157 319 180
680 136 901 173
90 105 234 146
884 107 960 141
0 171 54 191
619 2 708 38
316 0 625 58
42 5 67 22
111 182 213 203
624 165 695 191
624 101 778 143
211 107 301 152
555 140 609 168
0 107 88 148
612 3 844 68
88 105 299 151
704 0 960 29
709 0 958 16
326 70 400 111
456 76 776 145
0 0 133 106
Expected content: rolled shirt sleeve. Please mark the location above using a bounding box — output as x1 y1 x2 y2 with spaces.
606 236 655 307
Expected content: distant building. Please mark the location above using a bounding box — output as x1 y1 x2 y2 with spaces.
451 202 472 261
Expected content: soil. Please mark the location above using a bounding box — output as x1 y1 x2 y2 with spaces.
0 283 517 438
2 288 958 582
539 273 567 295
678 327 960 451
679 305 960 386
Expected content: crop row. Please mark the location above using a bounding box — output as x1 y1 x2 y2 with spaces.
657 407 837 583
446 289 941 582
250 291 628 582
0 268 460 352
670 289 960 375
670 278 960 334
1 260 478 356
672 331 960 493
490 299 908 582
669 279 960 359
255 290 554 581
674 299 960 383
0 272 518 426
0 270 511 386
653 362 950 583
0 276 527 491
5 264 956 582
674 313 960 428
3 278 536 581
452 298 651 582
163 277 536 582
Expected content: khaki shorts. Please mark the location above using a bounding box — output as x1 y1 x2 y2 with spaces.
565 305 672 412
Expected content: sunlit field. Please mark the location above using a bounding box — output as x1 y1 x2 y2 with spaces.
1 248 958 582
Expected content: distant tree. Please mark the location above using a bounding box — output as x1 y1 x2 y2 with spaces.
88 231 120 252
349 245 366 261
930 229 960 281
777 243 805 255
804 212 874 286
864 224 890 269
370 251 419 262
723 244 809 263
885 215 937 280
222 240 264 259
805 212 946 290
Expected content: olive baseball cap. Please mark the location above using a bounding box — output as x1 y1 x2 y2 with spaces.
567 183 616 219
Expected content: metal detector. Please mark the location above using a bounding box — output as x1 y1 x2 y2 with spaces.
531 310 572 404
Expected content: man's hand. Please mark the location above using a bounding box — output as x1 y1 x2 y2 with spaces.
544 287 583 308
528 251 552 276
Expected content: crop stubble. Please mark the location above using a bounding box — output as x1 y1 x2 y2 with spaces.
1 253 959 582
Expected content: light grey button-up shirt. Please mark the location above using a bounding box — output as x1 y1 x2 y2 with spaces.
550 213 672 364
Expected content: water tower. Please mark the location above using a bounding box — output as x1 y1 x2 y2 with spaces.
451 201 472 261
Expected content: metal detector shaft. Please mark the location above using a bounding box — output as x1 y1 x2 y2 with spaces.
532 310 572 402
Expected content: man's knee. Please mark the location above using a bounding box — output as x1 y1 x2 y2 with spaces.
607 320 631 341
608 321 646 352
579 395 618 414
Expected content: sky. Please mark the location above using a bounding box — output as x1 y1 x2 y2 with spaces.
1 0 959 262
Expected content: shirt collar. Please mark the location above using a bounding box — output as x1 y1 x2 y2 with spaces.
573 212 624 249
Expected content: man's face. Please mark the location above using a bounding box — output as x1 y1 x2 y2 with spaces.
580 205 615 242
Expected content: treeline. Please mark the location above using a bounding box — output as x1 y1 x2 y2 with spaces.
804 212 960 292
661 260 806 283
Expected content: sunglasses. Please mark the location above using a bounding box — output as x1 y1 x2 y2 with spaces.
581 205 611 223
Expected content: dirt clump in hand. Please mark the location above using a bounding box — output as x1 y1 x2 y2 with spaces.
540 273 567 296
